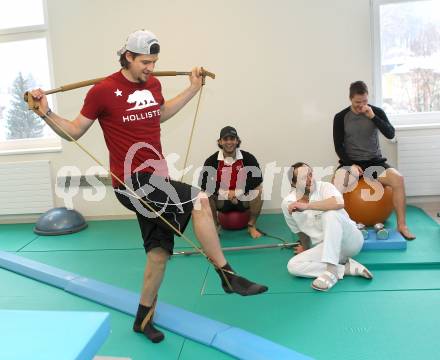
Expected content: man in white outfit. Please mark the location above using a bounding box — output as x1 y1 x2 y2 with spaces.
281 162 373 291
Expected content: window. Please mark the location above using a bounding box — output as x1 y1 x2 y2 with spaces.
372 0 440 126
0 0 60 154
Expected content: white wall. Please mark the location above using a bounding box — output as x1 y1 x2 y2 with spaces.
2 0 387 220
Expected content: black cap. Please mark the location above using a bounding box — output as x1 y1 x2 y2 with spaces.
219 126 238 139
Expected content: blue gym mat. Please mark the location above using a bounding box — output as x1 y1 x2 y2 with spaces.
362 229 407 250
0 310 110 360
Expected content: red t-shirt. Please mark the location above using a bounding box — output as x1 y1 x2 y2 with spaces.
217 159 245 191
81 70 167 187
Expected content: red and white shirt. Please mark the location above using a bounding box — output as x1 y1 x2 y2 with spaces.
216 149 246 191
81 70 167 187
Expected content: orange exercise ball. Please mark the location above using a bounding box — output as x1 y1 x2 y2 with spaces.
343 177 394 226
218 211 250 230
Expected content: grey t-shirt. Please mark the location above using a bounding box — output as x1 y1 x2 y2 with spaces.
343 110 382 161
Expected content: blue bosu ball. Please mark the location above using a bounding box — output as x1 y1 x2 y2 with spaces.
34 207 88 235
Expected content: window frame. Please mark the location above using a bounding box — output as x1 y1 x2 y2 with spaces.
371 0 440 128
0 0 61 155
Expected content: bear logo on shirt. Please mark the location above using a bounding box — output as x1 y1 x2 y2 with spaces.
126 89 158 111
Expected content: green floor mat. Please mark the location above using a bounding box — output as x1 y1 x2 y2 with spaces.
358 206 440 265
193 290 440 360
1 205 439 360
0 223 38 251
19 249 210 310
178 340 234 360
99 311 187 360
175 213 295 252
21 220 144 251
385 205 440 228
202 251 440 294
181 207 440 266
19 219 205 252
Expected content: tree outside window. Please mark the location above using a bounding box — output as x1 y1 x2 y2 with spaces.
378 0 440 117
0 0 58 152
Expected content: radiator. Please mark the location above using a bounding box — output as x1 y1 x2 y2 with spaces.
397 135 440 196
0 160 54 215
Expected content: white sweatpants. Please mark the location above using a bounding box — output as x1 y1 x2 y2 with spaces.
287 210 364 279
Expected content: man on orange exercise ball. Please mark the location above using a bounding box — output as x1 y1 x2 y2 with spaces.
333 81 415 240
199 126 264 238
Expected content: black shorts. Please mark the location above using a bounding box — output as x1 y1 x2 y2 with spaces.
337 158 391 179
216 199 249 213
115 172 200 254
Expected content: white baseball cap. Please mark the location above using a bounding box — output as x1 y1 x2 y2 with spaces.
117 30 160 56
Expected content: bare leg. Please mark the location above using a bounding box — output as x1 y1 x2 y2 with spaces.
135 247 169 343
140 247 170 306
378 168 415 240
332 166 361 194
246 185 264 239
192 192 227 267
208 195 221 233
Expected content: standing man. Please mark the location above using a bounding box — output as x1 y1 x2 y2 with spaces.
282 162 372 291
30 30 267 344
333 81 415 240
199 126 264 238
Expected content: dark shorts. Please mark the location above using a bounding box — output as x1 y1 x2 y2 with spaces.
216 199 249 213
337 158 391 179
115 172 200 254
